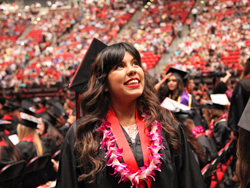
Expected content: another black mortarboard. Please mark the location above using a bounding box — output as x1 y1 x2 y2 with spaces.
54 102 67 117
166 67 189 80
203 94 229 110
0 120 11 132
68 38 107 94
238 98 250 132
20 112 41 129
47 105 62 125
21 100 36 115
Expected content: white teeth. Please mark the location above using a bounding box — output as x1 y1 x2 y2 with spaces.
127 80 139 85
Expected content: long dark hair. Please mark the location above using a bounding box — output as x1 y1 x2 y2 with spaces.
240 57 250 79
42 119 64 146
0 131 22 162
159 74 184 102
236 128 250 188
181 124 206 165
76 42 181 183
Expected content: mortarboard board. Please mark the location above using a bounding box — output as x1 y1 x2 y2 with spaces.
161 97 191 112
47 105 62 125
238 98 250 132
210 94 229 110
160 97 193 126
54 102 67 117
203 94 229 110
0 120 11 132
166 67 189 81
68 38 107 94
20 112 41 129
21 100 36 115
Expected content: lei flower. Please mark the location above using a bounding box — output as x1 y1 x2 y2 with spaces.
97 118 165 188
191 125 204 136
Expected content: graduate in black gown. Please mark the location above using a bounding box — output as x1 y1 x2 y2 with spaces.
186 119 218 167
155 68 206 129
56 39 206 188
0 120 22 169
36 117 64 155
0 103 19 135
203 94 231 151
16 112 44 162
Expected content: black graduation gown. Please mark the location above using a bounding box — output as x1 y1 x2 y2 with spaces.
228 77 250 131
16 140 37 162
40 134 61 181
196 134 218 164
56 119 206 188
213 120 231 151
41 134 62 155
0 146 14 169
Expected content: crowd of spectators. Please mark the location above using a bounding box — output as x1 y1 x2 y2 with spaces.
115 0 194 53
166 0 250 78
2 0 250 94
0 0 139 91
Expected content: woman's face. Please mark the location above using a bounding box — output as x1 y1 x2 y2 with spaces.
106 51 144 104
36 118 45 136
167 75 178 91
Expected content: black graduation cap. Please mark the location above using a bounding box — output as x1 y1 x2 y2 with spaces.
20 112 41 129
47 105 62 125
0 120 11 132
203 94 229 110
54 102 67 117
166 67 189 81
21 100 36 115
238 98 250 132
68 38 107 94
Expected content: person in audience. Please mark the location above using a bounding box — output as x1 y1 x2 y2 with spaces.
0 120 22 169
156 67 205 128
156 67 191 105
56 40 206 188
16 112 44 162
186 119 218 166
180 122 206 168
36 117 64 155
205 94 231 151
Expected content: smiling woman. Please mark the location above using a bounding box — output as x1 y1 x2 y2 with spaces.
56 40 206 188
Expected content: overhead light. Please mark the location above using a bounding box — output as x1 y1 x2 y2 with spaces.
18 13 21 16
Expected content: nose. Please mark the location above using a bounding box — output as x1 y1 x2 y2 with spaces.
127 65 136 76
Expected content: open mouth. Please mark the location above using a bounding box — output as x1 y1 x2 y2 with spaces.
124 78 140 85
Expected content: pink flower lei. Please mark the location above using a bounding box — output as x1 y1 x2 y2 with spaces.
97 118 165 188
